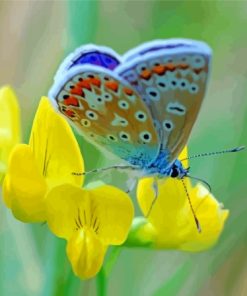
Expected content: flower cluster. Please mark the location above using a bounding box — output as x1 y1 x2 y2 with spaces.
0 87 229 279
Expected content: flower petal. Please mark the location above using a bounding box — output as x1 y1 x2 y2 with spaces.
67 229 107 279
178 184 229 252
0 86 21 182
137 176 191 242
87 185 134 245
29 97 84 189
137 175 228 251
45 184 91 239
2 144 47 222
46 183 134 278
46 184 134 245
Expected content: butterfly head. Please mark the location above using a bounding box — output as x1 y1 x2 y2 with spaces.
162 159 188 179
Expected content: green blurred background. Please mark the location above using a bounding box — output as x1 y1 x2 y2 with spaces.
0 1 247 295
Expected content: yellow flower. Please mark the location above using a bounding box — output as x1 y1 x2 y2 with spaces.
129 147 229 252
45 183 134 279
3 97 83 222
0 86 21 184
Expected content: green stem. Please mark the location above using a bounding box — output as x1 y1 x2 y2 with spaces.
96 246 122 296
96 268 107 296
104 246 122 277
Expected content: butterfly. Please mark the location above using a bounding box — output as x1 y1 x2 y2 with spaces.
49 39 211 183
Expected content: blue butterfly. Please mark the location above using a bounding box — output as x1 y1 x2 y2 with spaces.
49 39 213 227
49 39 211 177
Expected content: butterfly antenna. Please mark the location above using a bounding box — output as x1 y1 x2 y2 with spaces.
181 146 245 161
181 178 201 233
186 174 212 193
72 165 137 176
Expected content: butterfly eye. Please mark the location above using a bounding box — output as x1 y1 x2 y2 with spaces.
81 119 91 127
135 111 147 122
171 167 179 178
119 131 131 142
85 110 98 120
191 55 206 68
189 83 199 94
139 131 152 143
118 100 129 110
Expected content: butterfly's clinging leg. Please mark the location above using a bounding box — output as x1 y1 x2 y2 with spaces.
125 177 138 194
146 176 159 218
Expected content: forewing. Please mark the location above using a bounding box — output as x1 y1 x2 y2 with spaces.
49 66 159 167
116 39 212 162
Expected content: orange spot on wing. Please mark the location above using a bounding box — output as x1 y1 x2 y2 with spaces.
77 80 92 91
88 77 101 88
140 70 151 80
105 81 119 92
123 87 134 96
194 68 203 74
166 63 176 71
71 86 84 96
179 63 189 70
64 96 79 107
65 109 76 118
152 65 166 75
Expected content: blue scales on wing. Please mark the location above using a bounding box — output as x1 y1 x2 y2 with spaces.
54 44 122 83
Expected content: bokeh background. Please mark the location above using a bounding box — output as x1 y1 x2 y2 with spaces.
0 1 247 295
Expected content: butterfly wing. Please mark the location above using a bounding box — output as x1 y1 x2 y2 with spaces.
54 44 122 82
49 66 159 167
116 39 212 164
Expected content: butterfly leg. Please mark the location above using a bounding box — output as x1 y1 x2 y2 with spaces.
72 165 139 176
146 176 159 218
125 177 138 194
